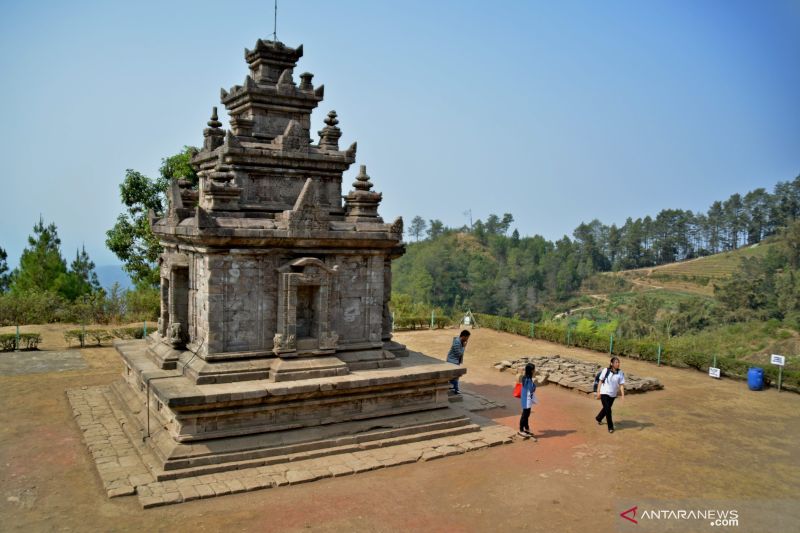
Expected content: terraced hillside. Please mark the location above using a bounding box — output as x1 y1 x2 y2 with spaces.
613 241 777 296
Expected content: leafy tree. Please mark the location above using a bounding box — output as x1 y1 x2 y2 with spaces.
408 216 427 242
498 213 514 235
0 247 9 293
768 175 800 232
714 256 779 321
11 217 68 294
781 219 800 269
106 147 198 287
618 294 661 337
427 219 445 240
775 270 800 318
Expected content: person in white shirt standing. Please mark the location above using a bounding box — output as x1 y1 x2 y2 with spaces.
595 356 625 433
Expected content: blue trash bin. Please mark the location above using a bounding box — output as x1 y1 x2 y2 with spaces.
747 367 764 391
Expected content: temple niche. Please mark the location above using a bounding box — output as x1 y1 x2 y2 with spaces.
112 39 474 477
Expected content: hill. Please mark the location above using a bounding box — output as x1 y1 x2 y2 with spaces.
611 241 779 297
393 222 800 388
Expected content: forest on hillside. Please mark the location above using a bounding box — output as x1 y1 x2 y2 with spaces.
394 175 800 321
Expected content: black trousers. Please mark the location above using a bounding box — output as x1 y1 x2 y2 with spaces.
520 408 531 432
596 394 616 429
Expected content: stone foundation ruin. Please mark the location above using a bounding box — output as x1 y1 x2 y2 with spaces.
494 355 664 394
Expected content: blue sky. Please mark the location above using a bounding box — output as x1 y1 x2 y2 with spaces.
1 0 798 270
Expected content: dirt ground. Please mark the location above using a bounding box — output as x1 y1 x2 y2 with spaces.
1 325 799 532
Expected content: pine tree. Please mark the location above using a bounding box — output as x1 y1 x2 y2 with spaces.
408 216 427 241
0 246 10 292
62 245 102 299
11 216 68 294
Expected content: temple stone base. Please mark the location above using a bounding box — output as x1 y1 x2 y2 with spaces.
113 339 478 478
67 384 515 507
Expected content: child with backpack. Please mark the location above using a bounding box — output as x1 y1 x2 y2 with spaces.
595 356 625 433
517 363 538 441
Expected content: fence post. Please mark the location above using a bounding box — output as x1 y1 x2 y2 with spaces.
657 344 662 366
15 325 20 352
609 334 614 355
530 321 534 338
567 328 571 346
143 320 148 338
430 311 434 330
81 324 86 348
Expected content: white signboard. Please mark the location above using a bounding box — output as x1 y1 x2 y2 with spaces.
708 367 721 379
771 354 785 366
463 315 471 325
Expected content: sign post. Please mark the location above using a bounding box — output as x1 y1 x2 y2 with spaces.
771 354 785 392
709 354 720 379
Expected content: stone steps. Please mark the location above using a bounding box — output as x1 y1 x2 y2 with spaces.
154 421 482 480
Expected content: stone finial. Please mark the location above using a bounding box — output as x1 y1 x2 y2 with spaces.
324 110 338 127
299 72 313 91
344 164 382 221
353 165 374 192
318 110 342 150
203 106 225 151
207 107 222 129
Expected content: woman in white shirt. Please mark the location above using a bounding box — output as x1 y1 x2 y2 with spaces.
595 356 625 433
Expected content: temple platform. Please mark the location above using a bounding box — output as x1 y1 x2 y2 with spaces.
111 339 481 477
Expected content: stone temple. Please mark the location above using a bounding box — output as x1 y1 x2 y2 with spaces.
112 39 475 480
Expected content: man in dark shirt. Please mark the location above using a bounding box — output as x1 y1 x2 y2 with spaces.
446 330 470 394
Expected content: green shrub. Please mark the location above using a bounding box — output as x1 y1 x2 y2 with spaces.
64 326 144 347
110 326 146 339
86 329 114 346
681 352 710 370
64 330 85 347
0 332 41 351
0 334 16 351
